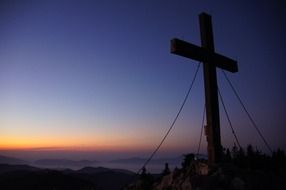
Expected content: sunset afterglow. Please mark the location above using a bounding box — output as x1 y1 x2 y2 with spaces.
0 1 285 161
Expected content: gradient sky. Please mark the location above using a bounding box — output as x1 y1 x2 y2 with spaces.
0 0 286 160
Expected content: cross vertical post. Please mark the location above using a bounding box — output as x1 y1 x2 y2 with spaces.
199 13 222 165
170 12 238 166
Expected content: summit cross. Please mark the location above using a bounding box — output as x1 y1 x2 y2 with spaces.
171 12 238 165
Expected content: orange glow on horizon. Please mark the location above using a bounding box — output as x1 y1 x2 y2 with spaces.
0 144 156 153
0 135 156 152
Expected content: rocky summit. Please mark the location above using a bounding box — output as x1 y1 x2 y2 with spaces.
125 150 286 190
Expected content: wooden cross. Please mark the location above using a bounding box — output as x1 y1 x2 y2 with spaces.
171 12 238 165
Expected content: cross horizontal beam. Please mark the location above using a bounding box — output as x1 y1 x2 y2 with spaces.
171 38 238 73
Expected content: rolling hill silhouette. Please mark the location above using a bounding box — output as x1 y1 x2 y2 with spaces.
0 155 28 165
34 158 98 168
0 164 135 190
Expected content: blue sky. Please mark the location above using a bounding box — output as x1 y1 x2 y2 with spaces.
0 0 285 160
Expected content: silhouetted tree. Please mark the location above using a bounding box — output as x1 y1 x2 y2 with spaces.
246 144 254 157
139 167 153 190
231 143 239 159
161 162 170 176
238 147 245 158
140 167 147 179
225 148 232 162
272 149 286 171
182 153 195 169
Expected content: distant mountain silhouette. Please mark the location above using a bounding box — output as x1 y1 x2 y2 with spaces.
34 159 98 167
78 166 134 175
0 164 134 190
0 155 28 165
77 166 110 173
0 164 39 174
109 157 146 164
110 156 184 165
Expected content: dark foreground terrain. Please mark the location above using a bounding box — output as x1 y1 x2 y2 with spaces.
125 146 286 190
0 164 135 190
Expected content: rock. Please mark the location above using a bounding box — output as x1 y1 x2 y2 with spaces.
195 162 208 175
153 173 173 190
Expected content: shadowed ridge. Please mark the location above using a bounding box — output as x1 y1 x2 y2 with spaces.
0 155 28 165
0 163 39 174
